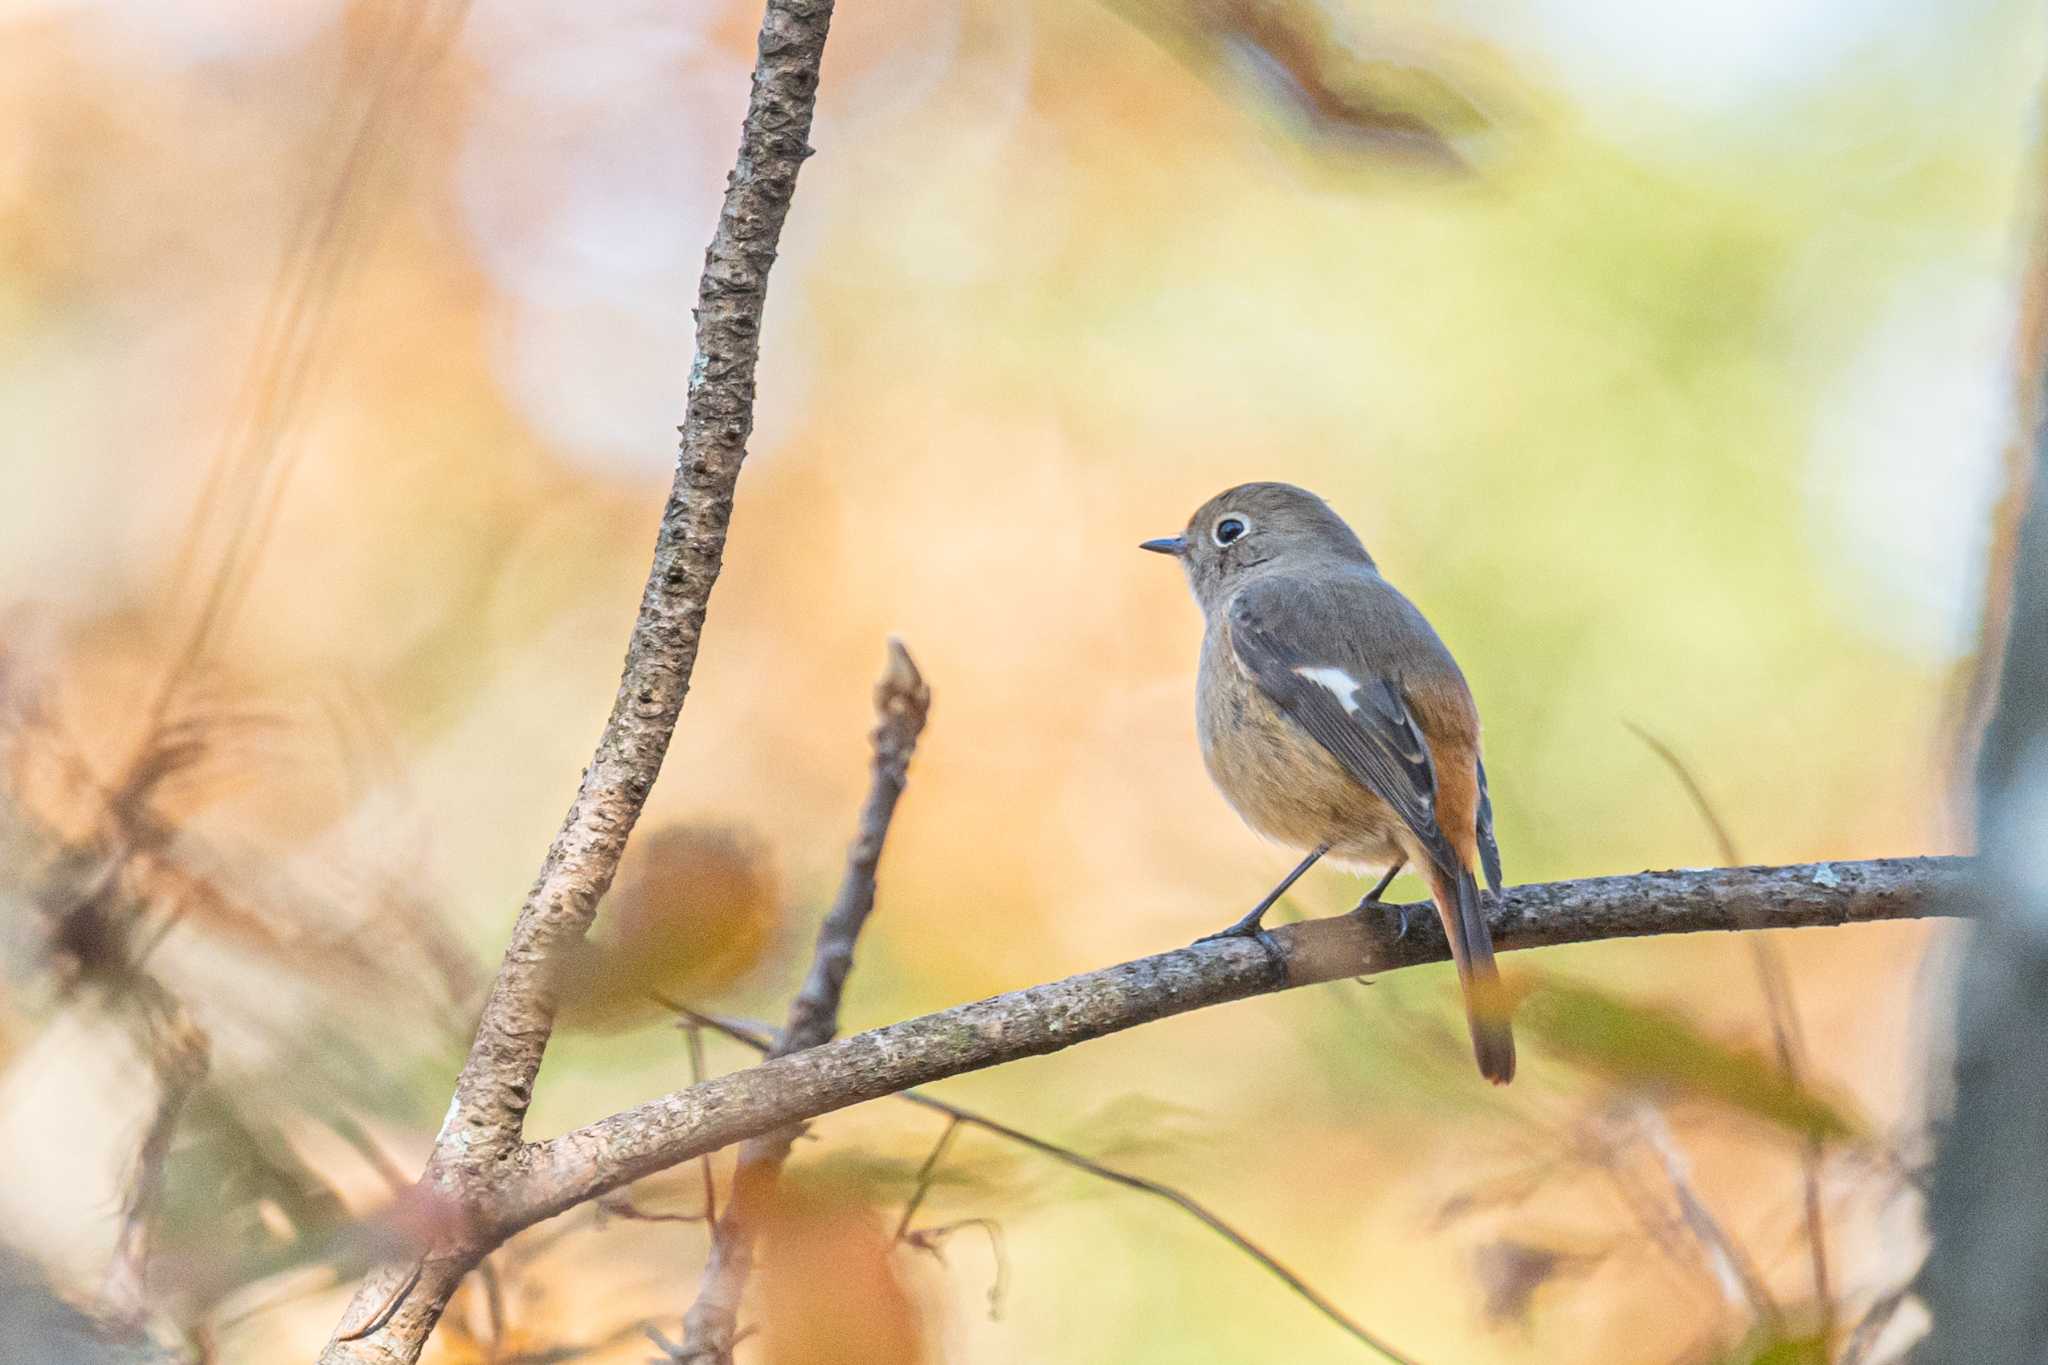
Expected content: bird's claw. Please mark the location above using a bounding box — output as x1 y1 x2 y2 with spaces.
1385 903 1410 941
1348 894 1409 941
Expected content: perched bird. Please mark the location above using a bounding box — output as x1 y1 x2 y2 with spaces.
1142 482 1514 1083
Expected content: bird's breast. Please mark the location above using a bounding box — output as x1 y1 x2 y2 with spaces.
1196 638 1404 862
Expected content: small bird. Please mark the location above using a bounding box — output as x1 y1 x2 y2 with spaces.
1143 482 1515 1083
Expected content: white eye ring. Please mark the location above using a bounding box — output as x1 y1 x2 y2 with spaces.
1212 515 1250 547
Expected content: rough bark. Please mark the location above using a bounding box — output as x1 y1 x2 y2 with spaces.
509 857 1958 1235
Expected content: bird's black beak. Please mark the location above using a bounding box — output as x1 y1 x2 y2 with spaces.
1139 536 1187 556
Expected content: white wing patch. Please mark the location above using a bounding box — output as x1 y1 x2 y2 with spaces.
1293 665 1362 712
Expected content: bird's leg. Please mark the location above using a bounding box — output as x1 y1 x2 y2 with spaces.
1351 858 1409 939
1195 845 1327 954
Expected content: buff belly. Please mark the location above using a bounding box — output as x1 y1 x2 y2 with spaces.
1197 666 1408 871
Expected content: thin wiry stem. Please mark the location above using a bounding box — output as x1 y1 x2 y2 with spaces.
674 1008 1420 1364
902 1217 1008 1322
101 991 210 1327
1629 723 1832 1333
682 1024 718 1230
1840 1286 1910 1365
1632 1103 1781 1332
889 1115 964 1245
138 0 473 765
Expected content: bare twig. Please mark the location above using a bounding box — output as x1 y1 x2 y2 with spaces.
681 1024 718 1230
890 1114 964 1245
489 1316 669 1365
668 642 930 1363
319 0 839 1358
595 1199 710 1226
1631 1103 1781 1332
101 994 211 1328
1841 1286 1911 1365
476 1259 505 1361
1629 725 1832 1331
902 1092 1417 1362
330 1114 418 1195
902 1217 1008 1321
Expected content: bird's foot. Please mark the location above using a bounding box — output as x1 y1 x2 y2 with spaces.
1193 916 1284 963
1350 895 1409 941
1350 861 1407 942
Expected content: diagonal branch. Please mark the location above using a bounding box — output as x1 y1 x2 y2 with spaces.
668 642 930 1363
508 857 1962 1234
317 1 838 1360
434 0 832 1173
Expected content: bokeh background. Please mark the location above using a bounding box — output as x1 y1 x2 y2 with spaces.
3 0 2045 1360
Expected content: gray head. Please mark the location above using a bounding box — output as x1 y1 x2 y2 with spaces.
1140 482 1375 611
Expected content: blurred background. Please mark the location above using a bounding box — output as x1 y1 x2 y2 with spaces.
2 0 2045 1360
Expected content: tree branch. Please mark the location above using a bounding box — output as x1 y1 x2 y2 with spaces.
508 857 1961 1235
317 0 836 1359
669 642 930 1362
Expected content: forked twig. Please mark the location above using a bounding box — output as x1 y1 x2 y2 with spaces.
668 642 930 1363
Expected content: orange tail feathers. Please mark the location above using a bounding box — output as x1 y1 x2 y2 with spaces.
1426 861 1516 1085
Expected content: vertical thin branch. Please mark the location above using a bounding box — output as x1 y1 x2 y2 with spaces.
670 642 930 1363
318 2 838 1360
1633 1103 1782 1335
1629 723 1832 1331
101 996 211 1328
475 1260 505 1362
682 1024 719 1229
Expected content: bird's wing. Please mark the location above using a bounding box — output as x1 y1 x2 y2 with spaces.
1225 575 1459 877
1476 755 1504 895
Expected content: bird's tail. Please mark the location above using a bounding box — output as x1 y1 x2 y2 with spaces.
1426 861 1516 1085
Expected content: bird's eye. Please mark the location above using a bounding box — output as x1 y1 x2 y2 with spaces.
1212 516 1249 547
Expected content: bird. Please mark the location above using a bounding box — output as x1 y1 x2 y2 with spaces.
1141 481 1515 1083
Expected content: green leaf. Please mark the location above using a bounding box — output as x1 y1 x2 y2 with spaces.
1518 978 1862 1141
1725 1329 1830 1365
